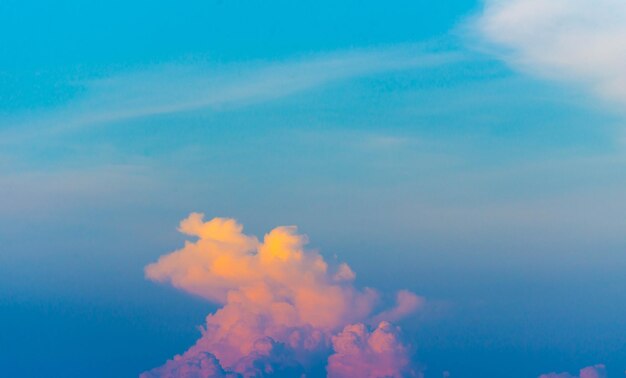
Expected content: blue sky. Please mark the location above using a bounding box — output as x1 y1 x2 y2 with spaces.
2 1 626 377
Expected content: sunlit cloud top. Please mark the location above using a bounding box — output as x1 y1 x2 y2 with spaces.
142 213 422 377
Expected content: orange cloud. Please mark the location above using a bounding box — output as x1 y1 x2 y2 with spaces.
142 213 422 377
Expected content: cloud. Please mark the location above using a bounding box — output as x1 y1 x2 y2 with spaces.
471 0 626 107
142 213 421 377
371 290 424 325
141 352 234 378
327 321 419 378
1 46 457 143
538 364 607 378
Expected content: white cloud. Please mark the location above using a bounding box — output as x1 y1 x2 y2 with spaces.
471 0 626 107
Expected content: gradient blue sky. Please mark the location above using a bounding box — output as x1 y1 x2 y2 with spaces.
2 1 626 377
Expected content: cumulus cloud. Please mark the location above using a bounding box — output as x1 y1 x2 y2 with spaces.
538 364 607 378
141 352 234 378
327 321 419 378
472 0 626 106
142 213 421 377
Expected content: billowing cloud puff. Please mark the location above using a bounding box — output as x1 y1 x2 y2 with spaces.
472 0 626 106
142 214 422 377
141 352 234 378
538 364 607 378
327 321 419 378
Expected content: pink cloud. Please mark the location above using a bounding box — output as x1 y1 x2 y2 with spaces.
539 364 607 378
141 352 234 378
327 321 419 378
371 290 424 325
141 213 422 377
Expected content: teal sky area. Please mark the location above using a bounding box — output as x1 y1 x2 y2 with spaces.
2 1 626 377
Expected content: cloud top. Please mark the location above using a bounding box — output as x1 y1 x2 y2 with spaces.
142 213 422 377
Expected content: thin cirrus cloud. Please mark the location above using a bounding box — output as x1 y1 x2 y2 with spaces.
141 213 422 377
0 46 458 142
470 0 626 108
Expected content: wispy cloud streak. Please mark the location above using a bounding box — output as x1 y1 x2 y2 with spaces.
1 46 458 141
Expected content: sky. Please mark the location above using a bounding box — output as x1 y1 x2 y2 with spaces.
1 0 626 377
